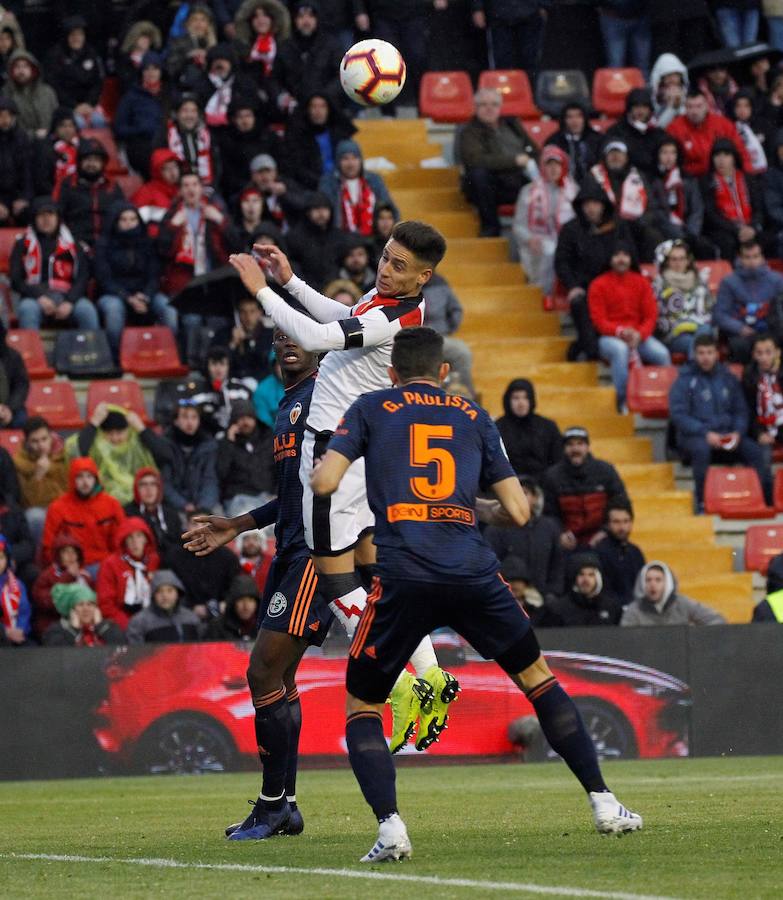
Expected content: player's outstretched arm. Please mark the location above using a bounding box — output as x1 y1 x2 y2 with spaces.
490 477 531 528
310 450 352 496
182 513 256 556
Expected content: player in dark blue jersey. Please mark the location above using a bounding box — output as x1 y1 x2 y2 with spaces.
312 327 643 862
183 328 333 841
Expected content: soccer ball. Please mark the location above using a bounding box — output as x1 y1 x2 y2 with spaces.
339 39 406 107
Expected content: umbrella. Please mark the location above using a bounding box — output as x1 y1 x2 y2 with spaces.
170 265 250 318
687 43 783 76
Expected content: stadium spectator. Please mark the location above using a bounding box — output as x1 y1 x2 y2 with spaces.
41 457 126 569
512 145 577 294
248 153 308 232
592 499 645 607
742 334 783 464
653 239 715 358
132 147 181 235
218 97 280 203
216 399 275 516
190 346 254 435
596 0 652 76
31 532 93 640
31 107 78 199
97 516 159 629
126 568 203 643
205 571 260 641
237 529 273 582
621 560 725 625
766 0 783 53
669 332 772 511
648 137 707 253
667 89 751 178
282 92 356 191
545 102 603 186
0 14 23 91
235 185 266 247
318 139 398 235
0 447 18 508
713 239 783 362
0 319 27 429
0 96 31 225
42 581 126 646
485 475 565 606
13 416 68 544
212 294 274 387
113 51 169 178
1 49 58 138
43 16 105 128
115 19 163 90
458 87 538 237
649 52 688 129
470 0 548 78
0 534 32 646
588 242 671 411
169 507 241 619
548 551 623 627
337 236 375 294
185 43 258 129
713 0 760 48
253 353 284 427
498 554 561 628
541 426 628 549
695 61 738 118
324 278 362 306
10 196 97 332
159 402 220 513
554 181 635 360
166 4 218 91
370 202 397 263
605 89 667 179
274 2 343 109
422 272 474 391
124 468 182 569
234 0 290 92
66 403 169 507
753 549 783 620
286 190 343 288
764 128 783 255
157 93 220 189
0 484 35 587
727 90 769 175
494 379 562 479
58 138 125 249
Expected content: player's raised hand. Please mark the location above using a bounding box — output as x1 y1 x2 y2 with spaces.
229 253 268 297
182 515 239 556
253 244 293 285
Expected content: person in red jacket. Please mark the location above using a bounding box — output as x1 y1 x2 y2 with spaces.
588 243 671 411
31 530 94 640
96 515 160 629
132 147 182 239
41 457 125 572
667 89 751 178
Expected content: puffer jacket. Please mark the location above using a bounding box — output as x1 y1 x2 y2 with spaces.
126 570 203 643
713 262 783 336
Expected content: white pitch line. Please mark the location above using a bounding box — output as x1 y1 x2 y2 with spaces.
1 852 682 900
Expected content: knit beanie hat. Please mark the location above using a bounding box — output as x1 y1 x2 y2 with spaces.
52 582 97 617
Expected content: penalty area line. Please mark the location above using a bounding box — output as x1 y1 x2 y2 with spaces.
1 852 682 900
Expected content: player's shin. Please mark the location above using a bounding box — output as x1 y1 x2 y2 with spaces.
346 709 398 820
285 686 302 805
253 687 293 806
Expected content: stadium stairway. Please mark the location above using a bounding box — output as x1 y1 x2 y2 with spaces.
357 118 753 622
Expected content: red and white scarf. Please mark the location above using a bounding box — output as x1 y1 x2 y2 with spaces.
75 623 104 647
662 166 686 226
249 33 276 76
525 177 577 238
172 201 208 275
52 138 78 198
23 223 78 293
204 73 233 127
340 177 375 235
590 163 647 220
0 570 22 629
735 120 767 175
167 121 214 184
713 171 751 224
756 372 783 434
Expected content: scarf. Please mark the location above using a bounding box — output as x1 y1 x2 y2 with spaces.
661 166 686 225
249 32 276 76
122 555 152 614
52 138 78 197
656 269 713 336
756 372 783 434
735 121 767 175
167 120 213 184
340 177 375 235
525 177 577 237
75 623 104 647
698 75 738 116
174 201 208 274
713 172 751 225
22 223 78 293
205 72 234 127
0 570 21 629
590 163 647 220
142 74 162 96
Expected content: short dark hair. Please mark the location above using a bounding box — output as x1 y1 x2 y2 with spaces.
23 415 49 437
739 238 763 256
391 327 444 381
207 345 230 363
390 220 446 269
606 497 634 521
753 333 779 350
694 332 718 350
180 170 202 184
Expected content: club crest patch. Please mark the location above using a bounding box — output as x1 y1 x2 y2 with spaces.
290 402 302 425
268 592 287 617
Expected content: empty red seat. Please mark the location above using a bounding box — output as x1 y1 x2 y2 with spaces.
6 329 55 379
86 379 152 425
478 69 539 118
0 227 21 275
26 380 83 429
591 67 645 117
543 278 569 312
0 429 23 456
117 173 143 200
419 71 474 123
774 469 783 512
120 326 188 378
695 260 732 294
81 127 127 176
626 365 678 418
526 118 559 149
704 467 774 518
744 524 783 573
97 75 121 122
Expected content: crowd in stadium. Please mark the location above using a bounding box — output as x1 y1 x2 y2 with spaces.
1 1 783 647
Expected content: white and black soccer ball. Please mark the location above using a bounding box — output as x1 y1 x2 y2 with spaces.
339 39 406 107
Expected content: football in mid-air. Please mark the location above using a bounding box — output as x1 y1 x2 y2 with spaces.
339 39 406 107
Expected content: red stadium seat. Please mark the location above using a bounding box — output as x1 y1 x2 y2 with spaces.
543 278 569 312
639 263 656 281
774 469 783 511
0 429 23 456
526 118 559 149
704 467 774 518
81 127 128 176
768 258 783 274
589 117 618 133
6 329 55 379
695 260 732 294
120 326 188 378
86 379 152 425
98 76 121 122
591 67 645 118
626 365 677 418
419 71 474 123
0 227 21 275
744 524 783 573
117 173 143 200
26 380 84 429
478 69 540 118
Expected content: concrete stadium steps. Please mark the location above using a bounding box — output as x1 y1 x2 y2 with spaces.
475 363 599 391
590 437 653 464
445 238 509 263
532 385 618 418
468 336 571 367
355 118 429 141
438 261 523 287
458 312 560 339
421 211 479 237
633 517 715 545
678 574 754 623
384 167 460 190
393 187 470 215
635 544 734 578
617 463 676 492
355 137 443 166
632 491 694 518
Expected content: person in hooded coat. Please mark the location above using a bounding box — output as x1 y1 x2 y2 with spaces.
124 467 183 568
1 48 58 137
544 102 603 185
764 127 783 252
494 378 562 479
115 19 164 91
649 52 689 130
0 533 32 646
97 515 160 629
126 568 203 643
166 3 219 90
648 136 709 254
132 146 182 236
205 571 260 641
43 15 105 127
31 530 94 640
621 560 725 625
548 551 623 627
0 95 31 226
113 51 171 179
31 106 79 199
217 95 281 203
604 88 667 179
183 42 260 130
753 549 783 621
233 0 290 96
285 190 344 289
498 553 562 629
727 88 772 176
0 317 28 428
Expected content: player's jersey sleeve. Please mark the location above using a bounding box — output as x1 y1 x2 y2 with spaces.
479 414 516 489
327 399 370 462
282 275 354 323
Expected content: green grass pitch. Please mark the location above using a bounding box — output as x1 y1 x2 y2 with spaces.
1 756 781 899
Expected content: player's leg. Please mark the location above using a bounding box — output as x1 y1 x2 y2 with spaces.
280 654 307 835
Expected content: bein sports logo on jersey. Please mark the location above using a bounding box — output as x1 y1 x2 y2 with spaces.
290 402 302 425
268 592 287 617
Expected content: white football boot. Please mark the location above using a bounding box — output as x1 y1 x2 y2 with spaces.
360 813 413 862
589 791 643 835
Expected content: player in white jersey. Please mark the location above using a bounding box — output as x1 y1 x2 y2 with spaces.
229 221 460 751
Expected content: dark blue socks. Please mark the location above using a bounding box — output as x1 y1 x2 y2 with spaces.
253 687 291 806
285 687 302 802
346 711 398 820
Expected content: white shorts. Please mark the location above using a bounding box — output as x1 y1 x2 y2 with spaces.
300 429 375 555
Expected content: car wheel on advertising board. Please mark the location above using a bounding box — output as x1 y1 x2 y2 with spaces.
133 714 237 775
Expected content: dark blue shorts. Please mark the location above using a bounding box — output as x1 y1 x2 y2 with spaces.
259 555 334 647
346 573 534 703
